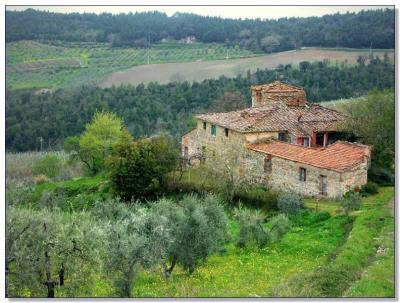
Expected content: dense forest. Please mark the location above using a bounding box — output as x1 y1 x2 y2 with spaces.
6 57 394 152
6 8 395 51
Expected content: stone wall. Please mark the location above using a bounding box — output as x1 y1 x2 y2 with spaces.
251 87 307 107
182 119 368 199
182 129 200 158
244 131 280 144
243 151 368 199
265 157 344 198
183 119 282 157
341 162 369 193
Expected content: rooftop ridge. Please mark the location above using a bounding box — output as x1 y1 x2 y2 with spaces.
251 81 304 91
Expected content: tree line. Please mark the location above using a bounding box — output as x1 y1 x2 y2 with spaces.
6 8 394 51
6 57 394 152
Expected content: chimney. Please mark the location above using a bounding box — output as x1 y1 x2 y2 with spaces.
251 81 308 108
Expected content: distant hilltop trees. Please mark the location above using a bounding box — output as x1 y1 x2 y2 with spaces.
6 8 394 51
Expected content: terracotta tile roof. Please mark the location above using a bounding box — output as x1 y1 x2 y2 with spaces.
248 140 370 172
196 102 346 136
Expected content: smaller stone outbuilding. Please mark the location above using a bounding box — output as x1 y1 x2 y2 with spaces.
247 140 371 199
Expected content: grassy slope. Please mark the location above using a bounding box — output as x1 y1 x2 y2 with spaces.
344 191 395 297
276 187 395 297
134 214 349 297
6 40 255 90
17 170 395 297
25 175 111 212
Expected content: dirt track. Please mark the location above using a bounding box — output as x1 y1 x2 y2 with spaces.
100 48 393 87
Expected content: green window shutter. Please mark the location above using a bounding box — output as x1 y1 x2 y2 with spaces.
211 125 216 136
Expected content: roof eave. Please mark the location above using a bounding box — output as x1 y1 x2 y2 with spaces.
247 145 345 173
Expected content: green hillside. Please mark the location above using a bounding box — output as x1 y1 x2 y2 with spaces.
6 40 257 90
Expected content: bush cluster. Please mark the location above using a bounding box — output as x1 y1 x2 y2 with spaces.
277 192 304 215
269 214 292 240
341 191 362 215
233 186 278 211
234 207 291 248
32 154 63 179
234 207 270 248
360 181 379 196
108 132 179 201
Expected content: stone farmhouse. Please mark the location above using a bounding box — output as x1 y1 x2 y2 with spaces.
182 81 371 198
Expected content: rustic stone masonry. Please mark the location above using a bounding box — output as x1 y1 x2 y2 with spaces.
181 81 370 198
251 81 307 107
244 150 368 199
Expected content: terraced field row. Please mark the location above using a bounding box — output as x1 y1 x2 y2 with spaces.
6 40 257 89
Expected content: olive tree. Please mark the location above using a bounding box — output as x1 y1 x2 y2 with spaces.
152 194 230 277
277 192 304 215
341 191 362 216
269 214 291 240
234 206 271 248
103 203 171 297
6 185 35 297
7 207 101 297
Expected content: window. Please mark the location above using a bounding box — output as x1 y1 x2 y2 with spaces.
299 167 306 182
211 124 217 136
278 132 286 141
264 155 272 173
316 132 324 146
183 146 189 158
320 175 328 195
303 137 310 147
225 128 229 137
201 146 206 163
256 90 262 102
203 122 207 130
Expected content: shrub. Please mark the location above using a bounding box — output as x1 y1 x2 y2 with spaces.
277 192 303 215
108 133 179 201
341 191 362 215
32 154 62 179
78 111 126 174
309 211 331 224
234 207 271 248
368 165 394 185
233 186 278 211
163 178 212 196
290 210 332 227
34 174 50 185
269 214 291 240
360 181 379 196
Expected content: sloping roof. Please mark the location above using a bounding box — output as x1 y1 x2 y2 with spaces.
195 102 346 136
248 140 370 172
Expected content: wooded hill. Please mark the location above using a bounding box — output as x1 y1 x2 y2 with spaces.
6 58 394 152
6 8 394 51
